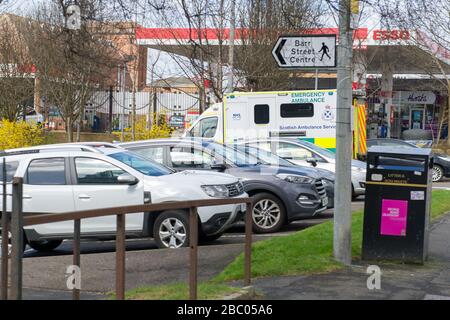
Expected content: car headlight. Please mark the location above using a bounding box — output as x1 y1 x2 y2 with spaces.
275 174 314 184
201 185 230 198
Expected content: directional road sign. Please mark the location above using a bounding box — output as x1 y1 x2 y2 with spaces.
272 35 337 69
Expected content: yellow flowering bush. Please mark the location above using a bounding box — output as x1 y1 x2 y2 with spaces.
0 119 44 150
115 117 173 142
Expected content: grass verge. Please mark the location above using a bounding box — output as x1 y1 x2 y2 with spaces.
122 282 240 300
125 190 450 299
213 190 450 282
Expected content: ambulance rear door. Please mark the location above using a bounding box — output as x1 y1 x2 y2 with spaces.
223 94 249 143
247 95 276 141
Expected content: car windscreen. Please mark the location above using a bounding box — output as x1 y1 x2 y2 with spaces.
206 143 261 167
298 140 336 159
107 151 173 176
235 146 294 167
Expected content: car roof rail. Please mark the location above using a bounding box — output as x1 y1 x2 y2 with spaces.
0 149 41 157
57 142 120 149
4 145 101 155
39 146 99 153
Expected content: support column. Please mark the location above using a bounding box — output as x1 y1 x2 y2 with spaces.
353 52 367 157
381 64 394 138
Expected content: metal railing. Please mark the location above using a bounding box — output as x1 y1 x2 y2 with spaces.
0 172 253 300
1 159 8 300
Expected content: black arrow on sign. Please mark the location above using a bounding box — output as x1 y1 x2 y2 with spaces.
275 39 287 65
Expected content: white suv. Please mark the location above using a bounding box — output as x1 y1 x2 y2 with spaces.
0 148 247 252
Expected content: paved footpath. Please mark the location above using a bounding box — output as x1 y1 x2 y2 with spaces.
251 213 450 300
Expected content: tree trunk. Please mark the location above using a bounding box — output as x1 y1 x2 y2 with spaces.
66 117 73 143
76 120 81 142
199 86 205 114
132 87 136 141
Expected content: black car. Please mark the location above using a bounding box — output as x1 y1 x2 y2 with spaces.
119 138 333 234
366 138 450 182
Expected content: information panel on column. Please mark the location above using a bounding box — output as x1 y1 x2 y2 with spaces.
272 35 337 69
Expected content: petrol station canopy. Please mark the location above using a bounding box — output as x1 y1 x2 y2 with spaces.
135 27 450 75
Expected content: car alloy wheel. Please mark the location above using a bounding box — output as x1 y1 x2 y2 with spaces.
432 165 443 182
0 230 12 258
253 199 281 230
158 217 187 248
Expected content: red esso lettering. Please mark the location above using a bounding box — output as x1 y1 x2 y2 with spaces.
381 31 390 40
400 30 410 40
390 30 399 40
373 30 381 40
373 30 410 41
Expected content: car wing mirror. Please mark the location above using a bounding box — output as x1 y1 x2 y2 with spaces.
306 157 318 167
210 163 227 172
117 173 139 185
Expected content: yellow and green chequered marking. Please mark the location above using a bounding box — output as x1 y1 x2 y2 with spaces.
299 137 336 153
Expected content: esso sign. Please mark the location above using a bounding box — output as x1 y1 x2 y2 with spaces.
373 30 410 41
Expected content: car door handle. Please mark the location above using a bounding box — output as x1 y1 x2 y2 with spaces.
78 195 91 200
23 195 32 199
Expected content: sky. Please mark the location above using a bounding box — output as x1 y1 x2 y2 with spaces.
1 0 384 83
0 0 39 14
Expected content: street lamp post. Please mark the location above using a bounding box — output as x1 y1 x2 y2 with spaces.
334 0 354 266
227 0 236 94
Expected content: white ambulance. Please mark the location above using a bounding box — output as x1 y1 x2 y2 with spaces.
185 90 339 152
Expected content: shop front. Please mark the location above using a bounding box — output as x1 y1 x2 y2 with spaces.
392 91 438 139
367 91 441 142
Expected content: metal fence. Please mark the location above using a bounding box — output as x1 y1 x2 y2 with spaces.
86 91 200 116
79 90 202 131
0 165 253 300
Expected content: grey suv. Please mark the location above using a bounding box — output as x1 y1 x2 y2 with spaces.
119 139 330 233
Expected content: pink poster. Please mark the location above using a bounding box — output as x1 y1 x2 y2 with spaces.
380 199 408 237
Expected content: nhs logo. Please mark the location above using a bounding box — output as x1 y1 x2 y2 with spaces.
233 113 241 120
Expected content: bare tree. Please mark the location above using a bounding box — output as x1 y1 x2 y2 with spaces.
143 0 329 111
235 0 327 91
23 0 121 142
0 14 35 121
375 0 450 145
146 0 231 111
